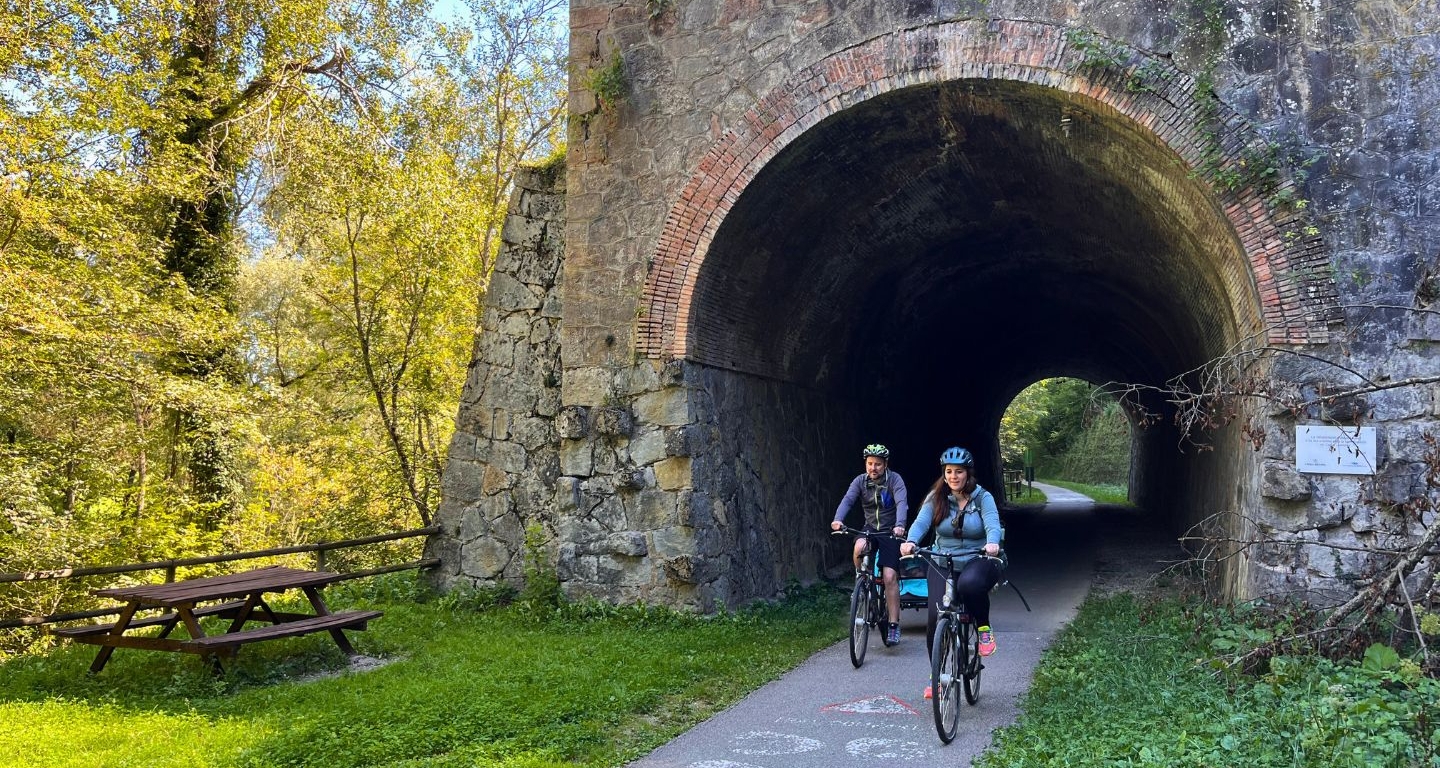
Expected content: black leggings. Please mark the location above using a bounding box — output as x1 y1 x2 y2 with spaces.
924 556 1001 654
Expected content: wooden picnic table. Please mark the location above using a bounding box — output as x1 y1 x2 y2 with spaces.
53 565 381 673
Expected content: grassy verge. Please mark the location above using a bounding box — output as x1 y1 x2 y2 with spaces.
977 592 1440 767
1007 485 1047 504
1037 477 1131 505
0 577 845 768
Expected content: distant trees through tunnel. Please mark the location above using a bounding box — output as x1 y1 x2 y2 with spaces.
1002 378 1132 491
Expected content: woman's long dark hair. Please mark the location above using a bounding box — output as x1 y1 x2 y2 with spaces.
923 464 977 525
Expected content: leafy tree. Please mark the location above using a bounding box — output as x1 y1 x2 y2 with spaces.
1003 377 1130 483
447 0 568 312
243 0 566 528
3 0 241 572
1 0 565 629
1000 380 1049 468
1058 399 1131 486
2 0 432 535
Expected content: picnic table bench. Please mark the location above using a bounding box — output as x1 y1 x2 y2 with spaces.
52 565 381 673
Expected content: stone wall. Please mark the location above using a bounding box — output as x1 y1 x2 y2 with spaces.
427 163 566 592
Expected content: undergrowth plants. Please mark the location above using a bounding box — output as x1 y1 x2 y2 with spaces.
979 593 1440 768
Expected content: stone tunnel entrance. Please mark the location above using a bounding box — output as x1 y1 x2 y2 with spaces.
432 21 1343 611
696 76 1251 500
678 78 1260 596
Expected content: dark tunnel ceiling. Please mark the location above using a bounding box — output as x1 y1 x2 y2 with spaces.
693 78 1257 400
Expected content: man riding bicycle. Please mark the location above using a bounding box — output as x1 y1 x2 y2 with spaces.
831 443 910 646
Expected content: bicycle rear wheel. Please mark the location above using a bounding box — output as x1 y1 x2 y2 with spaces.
963 621 982 704
930 615 961 743
849 579 871 668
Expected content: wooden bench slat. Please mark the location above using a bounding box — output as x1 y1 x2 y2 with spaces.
180 610 381 650
51 600 250 637
95 566 343 606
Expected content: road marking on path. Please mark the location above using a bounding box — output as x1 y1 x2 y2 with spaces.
687 761 767 768
844 737 929 760
820 694 922 716
729 731 824 755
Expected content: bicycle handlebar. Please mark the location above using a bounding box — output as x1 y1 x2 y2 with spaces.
830 524 902 539
905 547 1005 566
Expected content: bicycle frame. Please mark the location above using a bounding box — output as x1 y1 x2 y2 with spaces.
832 525 902 668
908 547 1002 743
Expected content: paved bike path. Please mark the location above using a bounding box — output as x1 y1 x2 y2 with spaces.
628 483 1098 768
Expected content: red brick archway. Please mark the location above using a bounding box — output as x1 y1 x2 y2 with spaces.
637 19 1339 361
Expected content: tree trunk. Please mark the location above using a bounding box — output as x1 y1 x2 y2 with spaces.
161 0 241 522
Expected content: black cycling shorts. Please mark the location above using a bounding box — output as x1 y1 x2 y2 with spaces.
862 531 903 573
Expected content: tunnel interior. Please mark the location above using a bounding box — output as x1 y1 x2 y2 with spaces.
687 79 1264 551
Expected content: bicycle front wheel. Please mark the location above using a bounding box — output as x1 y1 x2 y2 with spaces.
963 621 982 704
930 615 961 743
849 579 871 668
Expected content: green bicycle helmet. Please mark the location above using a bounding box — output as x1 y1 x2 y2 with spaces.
939 446 973 466
862 444 890 460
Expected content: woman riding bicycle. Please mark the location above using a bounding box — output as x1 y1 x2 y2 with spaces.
830 443 910 646
901 446 1003 695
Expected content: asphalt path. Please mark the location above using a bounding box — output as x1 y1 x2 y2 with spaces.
627 482 1099 768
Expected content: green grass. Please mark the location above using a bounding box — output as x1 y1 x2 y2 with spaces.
0 578 846 768
977 593 1440 767
1007 484 1047 504
1037 477 1132 505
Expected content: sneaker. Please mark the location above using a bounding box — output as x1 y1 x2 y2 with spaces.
923 685 933 699
977 625 996 656
885 623 901 646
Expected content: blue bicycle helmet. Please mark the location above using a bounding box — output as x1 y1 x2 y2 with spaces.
862 443 890 460
939 446 973 466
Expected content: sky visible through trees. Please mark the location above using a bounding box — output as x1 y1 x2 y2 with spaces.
0 0 567 638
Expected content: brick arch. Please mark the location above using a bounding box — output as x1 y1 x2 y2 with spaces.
637 19 1340 360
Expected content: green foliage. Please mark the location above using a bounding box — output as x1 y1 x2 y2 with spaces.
999 380 1050 468
331 571 433 604
1063 27 1177 95
1008 485 1048 504
587 53 628 110
1003 378 1130 487
436 582 520 613
1056 400 1131 486
979 594 1440 768
1127 59 1177 94
1064 28 1130 71
0 586 846 768
1 0 566 628
1178 0 1321 229
1419 608 1440 637
519 521 562 613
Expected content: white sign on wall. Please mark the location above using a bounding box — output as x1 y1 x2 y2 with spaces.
1295 425 1377 475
